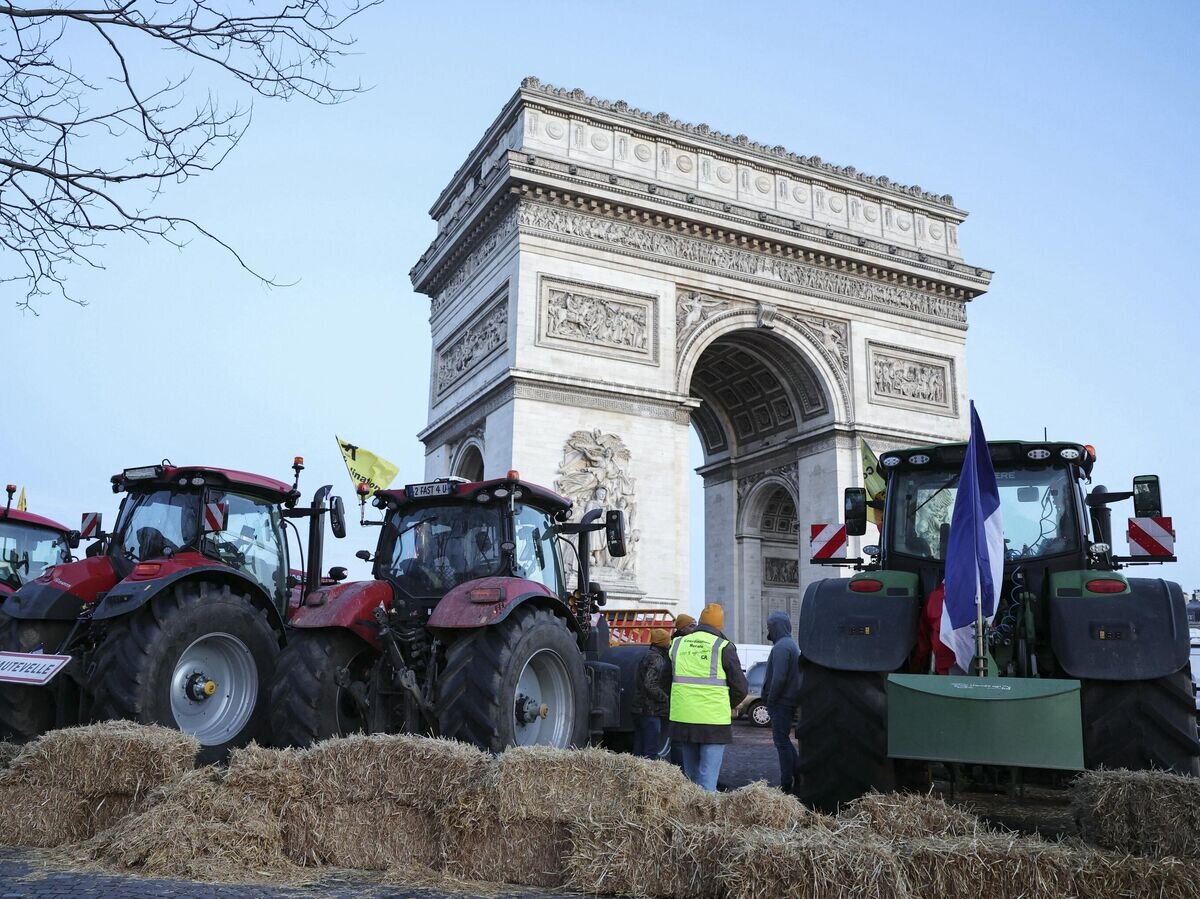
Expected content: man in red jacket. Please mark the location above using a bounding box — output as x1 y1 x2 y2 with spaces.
912 583 955 675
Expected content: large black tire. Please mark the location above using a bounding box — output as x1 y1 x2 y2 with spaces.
794 659 894 812
268 629 375 748
436 605 588 752
0 614 71 743
1081 667 1200 775
89 582 279 764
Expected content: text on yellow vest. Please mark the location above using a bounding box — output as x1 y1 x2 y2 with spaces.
669 631 731 726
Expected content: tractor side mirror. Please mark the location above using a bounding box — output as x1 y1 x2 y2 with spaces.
1133 475 1162 518
202 501 229 534
355 549 373 562
329 495 347 539
605 510 627 558
328 566 348 583
588 580 607 607
66 530 80 549
844 488 868 537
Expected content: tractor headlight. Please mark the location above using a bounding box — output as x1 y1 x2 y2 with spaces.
1059 448 1080 461
1027 449 1051 461
908 454 930 465
882 456 901 468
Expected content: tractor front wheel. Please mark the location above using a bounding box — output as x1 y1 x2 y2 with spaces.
436 605 588 752
794 659 894 812
268 629 375 748
89 583 279 763
1081 667 1200 775
0 614 72 743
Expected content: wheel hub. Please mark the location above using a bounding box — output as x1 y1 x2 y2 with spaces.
169 631 258 747
515 693 547 725
184 671 218 702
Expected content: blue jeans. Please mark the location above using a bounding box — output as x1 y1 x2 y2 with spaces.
769 704 799 789
632 714 665 758
677 742 727 791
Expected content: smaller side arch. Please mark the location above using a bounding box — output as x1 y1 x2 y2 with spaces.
451 440 485 481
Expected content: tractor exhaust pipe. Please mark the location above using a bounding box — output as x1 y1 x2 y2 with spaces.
306 485 331 598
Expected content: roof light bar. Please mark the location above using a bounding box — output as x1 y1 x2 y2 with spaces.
1026 449 1051 461
1060 448 1080 460
123 465 162 480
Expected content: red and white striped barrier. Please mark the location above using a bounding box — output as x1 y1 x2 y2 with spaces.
79 512 102 539
1127 517 1175 558
202 502 229 534
810 523 848 560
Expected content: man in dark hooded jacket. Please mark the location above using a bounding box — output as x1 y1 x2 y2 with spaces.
763 610 801 793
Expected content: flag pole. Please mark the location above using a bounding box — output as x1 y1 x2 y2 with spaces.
974 591 987 677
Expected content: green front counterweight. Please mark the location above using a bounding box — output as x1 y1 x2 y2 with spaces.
887 674 1085 771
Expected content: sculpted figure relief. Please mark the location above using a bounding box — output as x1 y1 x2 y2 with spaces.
435 301 507 395
555 429 638 574
764 557 800 586
872 354 948 406
545 287 648 353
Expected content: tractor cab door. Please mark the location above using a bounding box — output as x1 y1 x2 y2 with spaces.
204 491 288 608
512 503 564 597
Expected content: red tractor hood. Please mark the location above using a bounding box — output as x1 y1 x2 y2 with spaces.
32 554 119 604
289 578 395 646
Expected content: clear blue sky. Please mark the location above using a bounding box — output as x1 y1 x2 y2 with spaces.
5 1 1198 594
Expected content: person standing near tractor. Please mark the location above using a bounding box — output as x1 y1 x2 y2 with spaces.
762 611 802 793
673 613 696 639
631 628 672 758
668 603 748 791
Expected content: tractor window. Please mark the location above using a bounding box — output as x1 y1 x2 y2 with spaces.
512 503 562 595
114 490 200 561
205 492 286 597
0 523 70 589
383 505 503 597
889 465 1080 562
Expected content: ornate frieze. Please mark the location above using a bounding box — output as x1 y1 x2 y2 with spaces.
518 202 966 327
792 314 850 375
537 276 659 365
764 557 800 587
676 290 735 354
432 209 519 317
434 289 508 397
555 430 640 587
867 342 956 415
737 461 799 503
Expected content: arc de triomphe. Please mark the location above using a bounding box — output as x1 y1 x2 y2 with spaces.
410 78 992 643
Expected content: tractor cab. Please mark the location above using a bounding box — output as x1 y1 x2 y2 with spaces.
0 487 75 602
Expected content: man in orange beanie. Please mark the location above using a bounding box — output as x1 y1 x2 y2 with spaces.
668 603 748 790
673 613 696 638
631 628 673 758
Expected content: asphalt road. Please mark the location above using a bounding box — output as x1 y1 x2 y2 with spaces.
0 722 780 899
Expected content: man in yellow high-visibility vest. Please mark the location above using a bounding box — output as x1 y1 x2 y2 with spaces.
668 603 748 791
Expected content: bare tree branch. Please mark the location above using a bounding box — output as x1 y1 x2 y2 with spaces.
0 0 379 312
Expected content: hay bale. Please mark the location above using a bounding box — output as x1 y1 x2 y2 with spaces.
0 741 21 769
838 791 985 839
897 834 1074 899
490 745 700 824
282 799 443 871
566 821 733 898
87 768 294 882
0 721 196 797
442 815 569 888
1071 845 1200 899
226 734 491 815
721 828 909 899
1073 769 1200 860
704 782 830 831
0 785 135 847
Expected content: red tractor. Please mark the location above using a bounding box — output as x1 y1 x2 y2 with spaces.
270 471 627 751
0 486 77 606
0 460 345 761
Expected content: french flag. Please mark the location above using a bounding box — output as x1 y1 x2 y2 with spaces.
939 402 1005 674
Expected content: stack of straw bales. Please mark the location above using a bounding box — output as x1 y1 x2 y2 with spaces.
837 791 985 839
1072 768 1200 860
0 722 196 847
0 741 20 769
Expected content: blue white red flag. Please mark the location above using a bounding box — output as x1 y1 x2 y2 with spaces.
939 402 1004 674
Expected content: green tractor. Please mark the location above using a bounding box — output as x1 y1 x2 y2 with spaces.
795 440 1197 811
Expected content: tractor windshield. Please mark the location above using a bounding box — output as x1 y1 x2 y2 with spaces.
888 464 1080 562
383 504 504 597
0 522 70 589
113 490 200 562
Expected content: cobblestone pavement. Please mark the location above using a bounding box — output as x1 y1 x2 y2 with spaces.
0 723 780 898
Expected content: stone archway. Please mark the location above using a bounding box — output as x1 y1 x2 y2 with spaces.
409 79 991 642
452 441 485 481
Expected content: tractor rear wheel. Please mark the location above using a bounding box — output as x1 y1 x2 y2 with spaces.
269 629 375 748
436 605 588 752
89 582 279 763
0 614 71 743
794 659 894 812
1081 667 1200 775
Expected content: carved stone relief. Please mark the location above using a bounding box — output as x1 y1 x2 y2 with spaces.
537 276 659 365
434 290 508 396
764 557 799 587
432 209 519 317
736 461 798 503
555 430 640 591
792 314 850 375
867 342 956 415
676 290 733 354
518 202 966 326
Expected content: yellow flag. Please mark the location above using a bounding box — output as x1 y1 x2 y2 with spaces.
860 439 886 527
336 436 399 495
16 488 27 512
